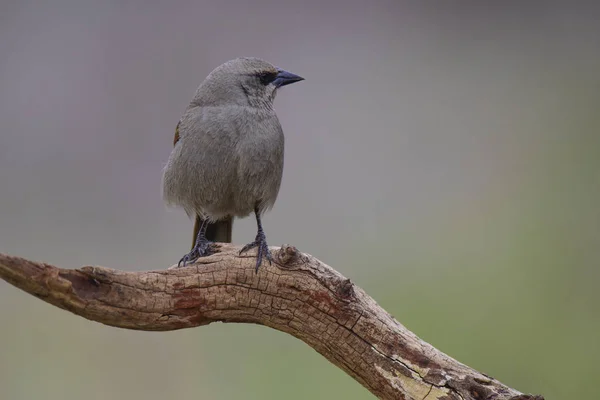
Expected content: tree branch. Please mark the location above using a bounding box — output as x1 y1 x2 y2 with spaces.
0 245 543 400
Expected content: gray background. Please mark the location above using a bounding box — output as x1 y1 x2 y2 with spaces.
1 1 599 399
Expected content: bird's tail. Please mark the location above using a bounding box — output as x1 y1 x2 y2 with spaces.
192 215 233 249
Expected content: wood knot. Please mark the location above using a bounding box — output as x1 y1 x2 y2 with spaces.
451 376 493 400
337 278 354 298
276 244 302 266
79 266 101 286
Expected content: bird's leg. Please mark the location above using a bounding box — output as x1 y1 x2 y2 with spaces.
239 207 272 272
178 218 213 267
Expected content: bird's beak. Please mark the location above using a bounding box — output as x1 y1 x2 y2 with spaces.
273 69 304 88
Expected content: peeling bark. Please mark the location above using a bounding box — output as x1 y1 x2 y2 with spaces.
0 245 544 400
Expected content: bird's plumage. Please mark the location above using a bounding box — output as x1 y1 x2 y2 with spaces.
162 58 303 269
163 102 284 220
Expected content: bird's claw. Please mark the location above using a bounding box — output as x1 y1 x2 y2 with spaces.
177 238 213 268
240 233 272 273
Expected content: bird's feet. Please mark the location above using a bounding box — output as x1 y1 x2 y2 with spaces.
239 231 272 272
177 237 213 268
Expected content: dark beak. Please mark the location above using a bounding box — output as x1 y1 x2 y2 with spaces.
273 69 304 88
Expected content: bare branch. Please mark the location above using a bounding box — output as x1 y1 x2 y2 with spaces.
0 245 543 400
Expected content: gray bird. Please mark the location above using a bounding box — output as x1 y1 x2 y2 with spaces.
162 57 304 271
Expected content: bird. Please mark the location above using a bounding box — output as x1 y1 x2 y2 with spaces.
162 57 304 272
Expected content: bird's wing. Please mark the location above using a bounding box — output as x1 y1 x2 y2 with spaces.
173 121 181 146
173 116 234 246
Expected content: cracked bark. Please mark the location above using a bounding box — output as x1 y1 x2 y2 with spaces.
0 245 544 400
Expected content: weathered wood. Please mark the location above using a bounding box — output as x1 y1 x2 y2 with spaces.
0 245 543 400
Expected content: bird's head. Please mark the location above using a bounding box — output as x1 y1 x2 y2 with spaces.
191 57 304 109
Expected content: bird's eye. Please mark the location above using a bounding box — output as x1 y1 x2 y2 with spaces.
258 71 277 85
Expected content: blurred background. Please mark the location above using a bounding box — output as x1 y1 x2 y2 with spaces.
1 1 598 399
